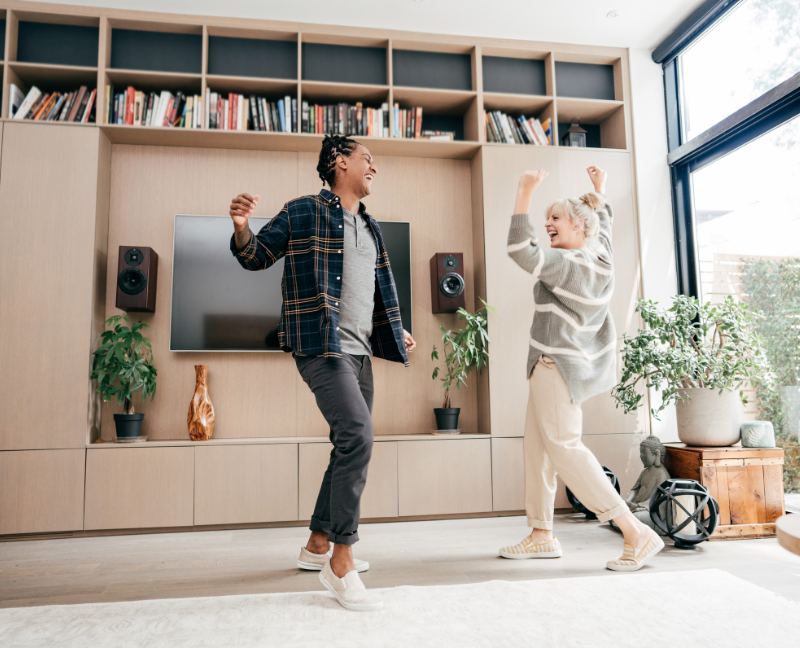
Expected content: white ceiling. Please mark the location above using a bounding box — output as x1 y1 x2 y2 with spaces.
23 0 706 50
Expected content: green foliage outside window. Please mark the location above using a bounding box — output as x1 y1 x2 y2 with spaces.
741 257 800 492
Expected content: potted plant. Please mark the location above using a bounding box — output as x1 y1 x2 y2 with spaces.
612 295 769 446
431 299 496 431
91 314 157 441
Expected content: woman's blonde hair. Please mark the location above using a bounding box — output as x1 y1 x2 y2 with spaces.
546 192 603 245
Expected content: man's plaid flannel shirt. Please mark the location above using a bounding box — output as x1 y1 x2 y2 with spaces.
230 189 409 366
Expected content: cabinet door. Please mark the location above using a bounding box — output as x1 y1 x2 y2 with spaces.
398 439 492 516
0 449 85 535
84 447 194 530
299 441 398 520
492 437 524 512
194 444 299 525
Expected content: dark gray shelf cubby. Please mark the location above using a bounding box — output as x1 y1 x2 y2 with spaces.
393 50 471 91
17 21 99 68
111 29 202 74
482 56 546 96
208 36 297 80
554 62 615 101
301 43 386 86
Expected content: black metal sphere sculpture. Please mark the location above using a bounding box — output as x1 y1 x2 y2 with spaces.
566 465 620 520
649 478 719 549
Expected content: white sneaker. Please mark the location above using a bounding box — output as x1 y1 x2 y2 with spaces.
606 531 665 572
297 546 369 572
319 560 383 611
499 537 562 559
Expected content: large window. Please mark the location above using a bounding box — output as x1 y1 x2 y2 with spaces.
681 0 800 140
656 0 800 493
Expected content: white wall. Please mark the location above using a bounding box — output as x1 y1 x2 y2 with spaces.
628 48 680 442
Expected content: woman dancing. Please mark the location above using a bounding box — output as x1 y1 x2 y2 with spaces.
499 166 664 572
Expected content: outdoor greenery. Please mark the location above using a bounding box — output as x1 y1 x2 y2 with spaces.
431 299 496 409
90 314 157 416
741 257 800 492
612 295 768 420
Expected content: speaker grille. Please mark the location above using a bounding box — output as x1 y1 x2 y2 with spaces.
118 268 147 295
439 272 465 298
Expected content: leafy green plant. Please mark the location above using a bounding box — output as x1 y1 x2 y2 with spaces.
612 295 769 420
431 299 497 409
91 314 157 415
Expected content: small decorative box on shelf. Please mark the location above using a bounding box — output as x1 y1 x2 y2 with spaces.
665 444 785 541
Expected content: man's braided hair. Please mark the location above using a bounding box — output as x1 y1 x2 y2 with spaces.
316 134 359 187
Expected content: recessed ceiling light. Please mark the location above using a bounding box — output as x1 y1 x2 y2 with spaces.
607 10 620 18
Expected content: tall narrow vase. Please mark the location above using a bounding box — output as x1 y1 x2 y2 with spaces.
188 365 215 441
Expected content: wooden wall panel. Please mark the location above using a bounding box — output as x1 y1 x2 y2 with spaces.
296 152 479 436
480 146 646 438
492 437 524 511
84 446 194 529
0 122 101 450
194 444 298 525
102 146 299 441
0 449 85 534
398 439 492 516
299 440 398 520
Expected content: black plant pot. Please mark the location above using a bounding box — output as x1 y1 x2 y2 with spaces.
434 408 461 431
114 413 145 441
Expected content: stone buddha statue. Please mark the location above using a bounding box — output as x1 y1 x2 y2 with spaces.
610 435 671 534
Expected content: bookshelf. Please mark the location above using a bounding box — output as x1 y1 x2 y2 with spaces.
0 2 631 151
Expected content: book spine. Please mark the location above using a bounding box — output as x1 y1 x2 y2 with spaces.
124 86 134 125
185 96 193 129
15 87 43 120
292 98 298 133
82 89 98 123
415 107 423 139
104 85 111 124
71 88 90 123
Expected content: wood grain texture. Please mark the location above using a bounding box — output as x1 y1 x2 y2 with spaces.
193 444 298 525
0 449 85 534
102 145 299 440
296 152 479 436
398 438 492 516
298 440 398 520
665 447 702 482
84 446 194 530
480 146 644 438
715 464 732 526
713 523 776 540
0 122 101 450
763 465 786 522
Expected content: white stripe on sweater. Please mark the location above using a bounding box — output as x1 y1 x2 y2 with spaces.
553 286 612 305
530 337 616 360
507 239 532 253
564 251 613 276
535 303 604 332
531 251 546 284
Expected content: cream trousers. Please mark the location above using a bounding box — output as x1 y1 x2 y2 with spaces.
524 355 629 529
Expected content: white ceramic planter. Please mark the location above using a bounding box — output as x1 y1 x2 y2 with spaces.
675 387 742 447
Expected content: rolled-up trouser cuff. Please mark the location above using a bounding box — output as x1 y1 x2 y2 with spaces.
309 516 330 535
596 501 631 524
328 530 359 545
527 517 553 530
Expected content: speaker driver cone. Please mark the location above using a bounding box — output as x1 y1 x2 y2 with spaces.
118 268 147 295
439 272 465 298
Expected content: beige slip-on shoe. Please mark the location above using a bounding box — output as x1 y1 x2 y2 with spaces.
499 536 562 559
606 531 665 572
319 560 383 612
297 546 369 572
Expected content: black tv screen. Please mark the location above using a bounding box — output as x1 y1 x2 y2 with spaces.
170 215 412 351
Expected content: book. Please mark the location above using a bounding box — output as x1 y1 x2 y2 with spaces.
292 98 298 133
162 98 174 127
155 91 173 127
9 84 26 119
13 86 43 120
284 95 292 132
124 87 135 125
81 89 97 123
277 99 286 132
415 107 423 139
133 91 144 126
46 94 66 121
32 94 53 120
185 96 194 129
382 103 390 137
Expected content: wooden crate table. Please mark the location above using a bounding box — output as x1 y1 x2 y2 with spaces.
665 444 785 541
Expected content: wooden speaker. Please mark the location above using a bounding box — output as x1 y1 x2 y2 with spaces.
116 246 158 312
430 252 466 313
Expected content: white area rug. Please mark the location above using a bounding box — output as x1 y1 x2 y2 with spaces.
1 569 798 648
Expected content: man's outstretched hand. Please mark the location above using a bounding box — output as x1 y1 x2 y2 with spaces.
230 193 260 234
403 329 416 353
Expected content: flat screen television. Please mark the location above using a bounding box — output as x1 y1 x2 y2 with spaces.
170 215 412 352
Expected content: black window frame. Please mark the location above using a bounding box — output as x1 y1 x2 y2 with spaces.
655 0 800 299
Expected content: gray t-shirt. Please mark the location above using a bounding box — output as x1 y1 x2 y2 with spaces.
338 207 378 356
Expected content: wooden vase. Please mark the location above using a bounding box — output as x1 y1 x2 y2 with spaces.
188 365 215 441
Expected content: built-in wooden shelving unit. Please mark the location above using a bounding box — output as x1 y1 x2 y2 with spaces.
0 1 632 153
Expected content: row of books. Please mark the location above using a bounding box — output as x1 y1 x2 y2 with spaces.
485 110 553 145
106 86 204 128
9 84 96 123
300 102 389 137
211 92 296 132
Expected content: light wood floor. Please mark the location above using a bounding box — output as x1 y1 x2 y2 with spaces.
1 513 799 609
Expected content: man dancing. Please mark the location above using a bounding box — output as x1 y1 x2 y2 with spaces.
229 134 415 611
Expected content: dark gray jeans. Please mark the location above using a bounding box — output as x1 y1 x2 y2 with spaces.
294 353 374 545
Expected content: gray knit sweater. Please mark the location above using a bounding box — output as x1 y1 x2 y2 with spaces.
507 194 616 404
